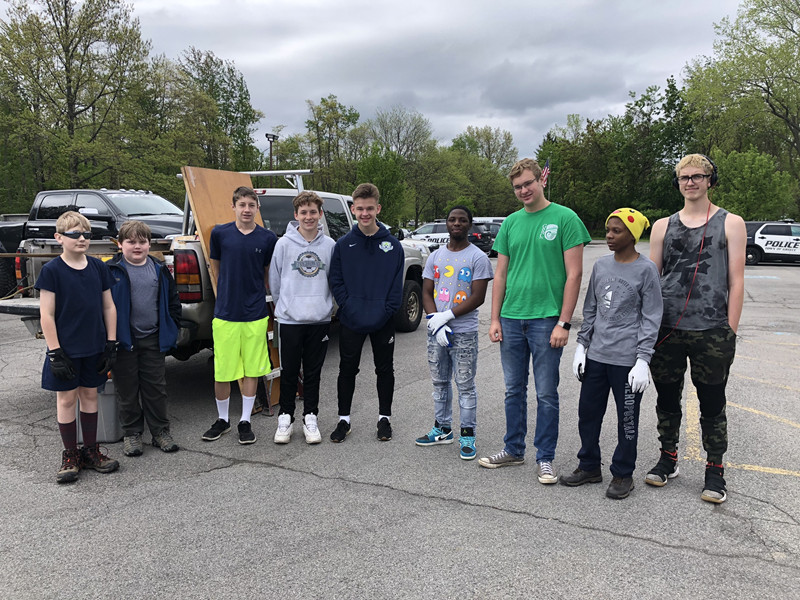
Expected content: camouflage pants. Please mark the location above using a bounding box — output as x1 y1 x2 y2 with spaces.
649 326 736 463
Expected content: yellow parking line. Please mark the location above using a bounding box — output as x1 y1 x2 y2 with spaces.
731 373 800 393
734 355 798 369
738 339 800 348
683 388 799 476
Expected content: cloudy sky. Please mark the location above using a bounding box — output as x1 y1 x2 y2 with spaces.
132 0 742 159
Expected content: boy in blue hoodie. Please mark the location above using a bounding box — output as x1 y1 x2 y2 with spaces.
109 220 181 457
269 191 335 445
328 183 404 442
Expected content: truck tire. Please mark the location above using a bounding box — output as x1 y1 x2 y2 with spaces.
394 279 422 332
0 258 15 298
745 246 762 266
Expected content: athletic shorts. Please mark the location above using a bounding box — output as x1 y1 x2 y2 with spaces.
41 352 108 392
212 316 272 382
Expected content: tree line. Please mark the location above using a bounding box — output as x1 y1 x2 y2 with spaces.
1 0 798 234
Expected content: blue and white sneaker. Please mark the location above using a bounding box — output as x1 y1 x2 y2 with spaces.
460 435 477 460
415 425 454 446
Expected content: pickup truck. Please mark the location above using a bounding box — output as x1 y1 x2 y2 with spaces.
0 188 183 296
0 170 429 364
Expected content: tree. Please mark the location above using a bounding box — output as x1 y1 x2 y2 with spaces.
367 105 433 161
451 125 518 173
356 145 412 228
0 0 150 189
305 94 359 192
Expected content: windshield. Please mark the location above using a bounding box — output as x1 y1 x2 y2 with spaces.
105 193 182 216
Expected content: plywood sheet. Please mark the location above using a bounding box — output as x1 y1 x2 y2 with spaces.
180 166 260 294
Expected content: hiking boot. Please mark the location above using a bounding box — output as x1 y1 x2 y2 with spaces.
81 444 119 474
201 418 231 441
152 429 179 452
123 433 143 457
645 449 679 487
238 421 256 445
560 467 603 487
330 419 351 443
606 477 635 499
459 434 477 461
274 413 293 444
56 448 81 483
701 463 727 504
537 461 558 484
302 414 322 444
478 450 524 469
415 425 454 446
377 417 393 441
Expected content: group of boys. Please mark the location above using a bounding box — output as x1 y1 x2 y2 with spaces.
42 153 745 505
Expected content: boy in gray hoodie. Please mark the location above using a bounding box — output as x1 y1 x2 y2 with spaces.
268 191 336 444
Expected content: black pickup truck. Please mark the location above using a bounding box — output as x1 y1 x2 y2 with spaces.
0 188 183 296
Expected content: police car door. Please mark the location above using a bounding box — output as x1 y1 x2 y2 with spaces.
760 223 800 259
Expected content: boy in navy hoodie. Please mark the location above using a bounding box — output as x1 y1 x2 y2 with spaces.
109 220 181 457
328 183 404 442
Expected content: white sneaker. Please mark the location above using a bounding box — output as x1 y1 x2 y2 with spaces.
303 414 322 444
274 413 293 444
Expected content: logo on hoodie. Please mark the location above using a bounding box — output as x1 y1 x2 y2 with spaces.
379 241 394 253
292 251 326 277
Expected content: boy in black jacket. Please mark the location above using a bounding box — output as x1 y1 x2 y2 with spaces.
328 183 404 442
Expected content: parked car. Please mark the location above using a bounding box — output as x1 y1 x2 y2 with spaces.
745 219 800 265
408 221 494 254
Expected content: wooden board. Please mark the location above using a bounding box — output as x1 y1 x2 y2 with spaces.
180 166 260 295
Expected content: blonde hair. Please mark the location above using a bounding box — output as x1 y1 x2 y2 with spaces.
56 211 91 233
508 158 542 182
675 154 714 177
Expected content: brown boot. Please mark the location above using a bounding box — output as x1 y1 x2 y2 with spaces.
81 444 119 474
56 448 81 483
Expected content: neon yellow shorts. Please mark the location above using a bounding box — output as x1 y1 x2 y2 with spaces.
212 316 272 382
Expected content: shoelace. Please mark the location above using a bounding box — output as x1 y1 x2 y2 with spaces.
304 418 318 433
460 436 475 447
491 450 509 462
539 462 554 476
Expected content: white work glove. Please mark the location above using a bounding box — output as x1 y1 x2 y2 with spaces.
627 358 650 393
435 325 453 347
426 309 455 334
572 343 587 381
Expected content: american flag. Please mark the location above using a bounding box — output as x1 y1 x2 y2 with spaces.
540 158 550 188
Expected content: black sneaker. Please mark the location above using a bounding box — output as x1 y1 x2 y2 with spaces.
201 418 231 441
644 449 679 487
559 467 603 487
377 417 392 441
81 444 120 474
330 419 351 443
701 463 727 504
606 477 634 499
56 448 81 483
238 421 256 445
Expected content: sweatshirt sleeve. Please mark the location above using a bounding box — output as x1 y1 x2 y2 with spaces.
576 265 598 349
268 241 284 303
384 245 404 317
328 241 348 308
636 262 663 363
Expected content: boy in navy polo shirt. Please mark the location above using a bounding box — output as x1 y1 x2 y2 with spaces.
37 211 119 483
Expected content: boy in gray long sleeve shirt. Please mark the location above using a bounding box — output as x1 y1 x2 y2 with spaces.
561 208 663 500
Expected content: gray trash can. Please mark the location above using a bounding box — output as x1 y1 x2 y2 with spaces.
75 378 122 444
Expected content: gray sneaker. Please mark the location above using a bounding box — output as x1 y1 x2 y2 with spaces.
152 429 179 452
537 461 558 484
478 449 524 469
123 433 143 457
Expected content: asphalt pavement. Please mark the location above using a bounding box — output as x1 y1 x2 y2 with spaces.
1 242 798 599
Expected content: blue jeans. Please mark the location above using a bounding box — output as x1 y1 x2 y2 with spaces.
427 331 479 430
500 317 562 461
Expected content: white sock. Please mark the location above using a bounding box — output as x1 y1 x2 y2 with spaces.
216 397 230 422
241 395 255 423
338 415 351 424
379 414 391 422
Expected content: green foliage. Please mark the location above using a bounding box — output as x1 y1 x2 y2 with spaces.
355 145 412 228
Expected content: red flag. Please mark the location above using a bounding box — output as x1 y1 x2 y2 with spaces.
540 158 550 188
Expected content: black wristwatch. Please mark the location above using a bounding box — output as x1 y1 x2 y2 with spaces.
557 320 571 331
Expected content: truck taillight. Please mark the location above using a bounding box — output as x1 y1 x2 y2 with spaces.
14 253 27 291
174 249 203 302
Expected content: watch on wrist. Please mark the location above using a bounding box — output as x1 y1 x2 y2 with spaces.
557 320 571 331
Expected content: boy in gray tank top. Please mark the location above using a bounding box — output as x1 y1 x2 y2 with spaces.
645 154 747 504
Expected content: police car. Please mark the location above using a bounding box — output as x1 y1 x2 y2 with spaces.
408 221 494 254
745 219 800 265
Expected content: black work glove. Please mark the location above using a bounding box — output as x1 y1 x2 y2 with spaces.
46 348 76 381
96 340 118 375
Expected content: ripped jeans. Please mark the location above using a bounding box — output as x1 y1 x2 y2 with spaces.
427 330 479 430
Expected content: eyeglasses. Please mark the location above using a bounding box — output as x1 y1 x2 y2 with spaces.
677 174 710 185
512 179 539 192
60 231 93 240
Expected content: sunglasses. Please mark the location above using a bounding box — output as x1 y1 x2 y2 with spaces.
60 231 93 240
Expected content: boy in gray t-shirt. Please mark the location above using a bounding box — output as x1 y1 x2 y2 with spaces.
561 208 662 499
415 206 493 460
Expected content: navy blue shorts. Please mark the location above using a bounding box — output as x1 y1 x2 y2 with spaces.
41 352 108 392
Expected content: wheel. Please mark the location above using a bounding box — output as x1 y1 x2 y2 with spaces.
745 246 762 266
0 258 15 298
394 279 423 332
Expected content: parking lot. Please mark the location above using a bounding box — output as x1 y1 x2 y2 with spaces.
1 241 798 599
